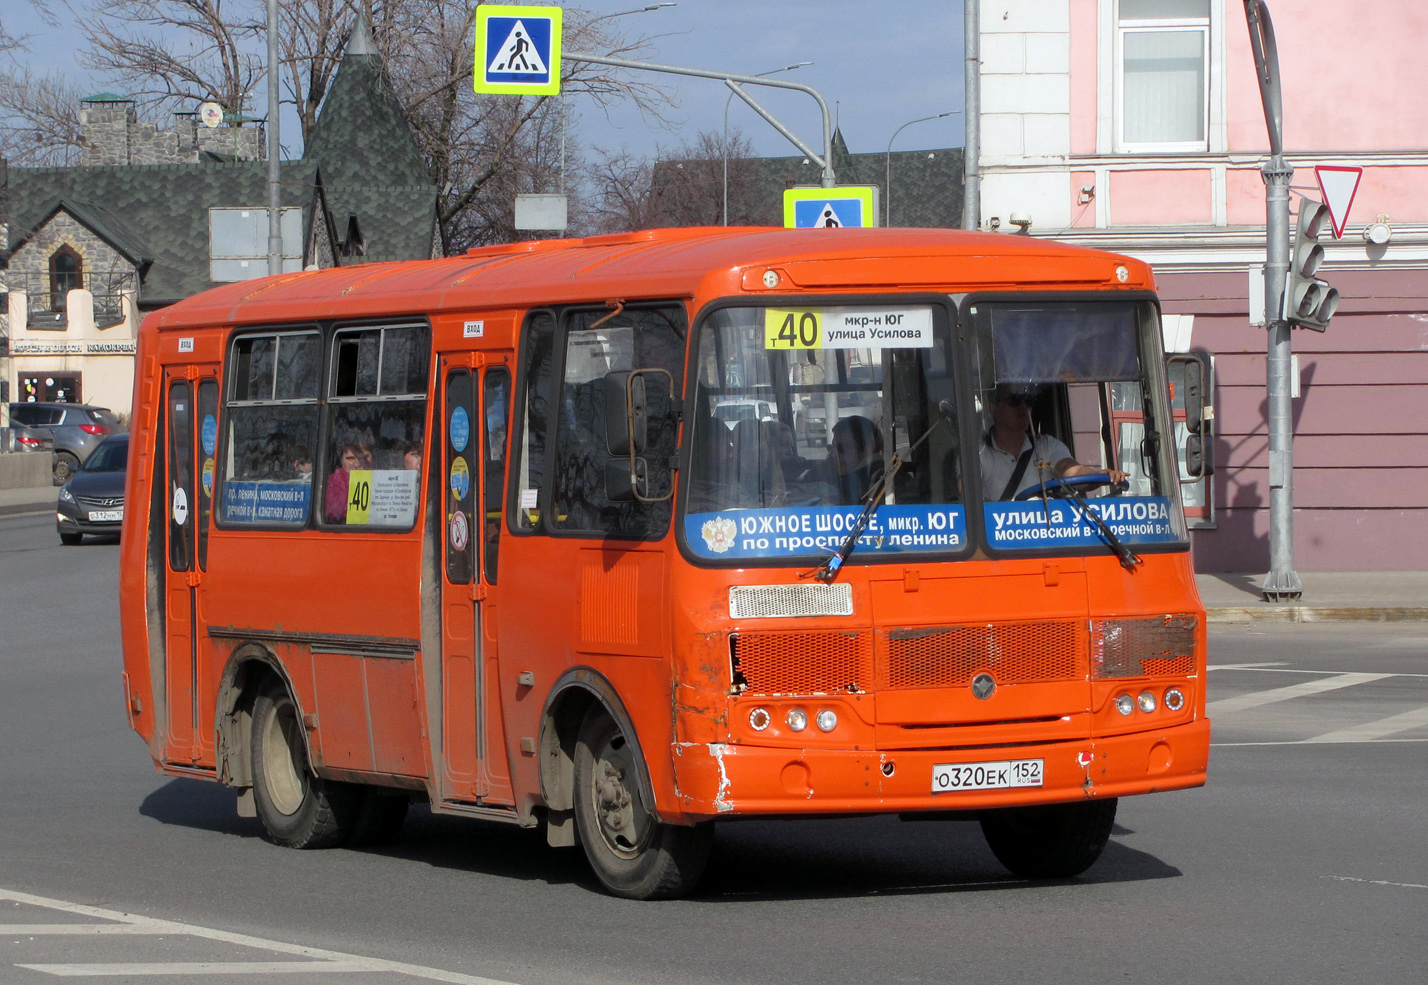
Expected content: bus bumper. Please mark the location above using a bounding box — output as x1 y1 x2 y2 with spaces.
668 718 1209 819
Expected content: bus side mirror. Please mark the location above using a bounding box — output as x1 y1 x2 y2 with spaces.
1167 352 1214 480
605 457 648 502
605 371 647 456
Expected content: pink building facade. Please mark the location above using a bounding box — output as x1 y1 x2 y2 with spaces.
977 0 1428 571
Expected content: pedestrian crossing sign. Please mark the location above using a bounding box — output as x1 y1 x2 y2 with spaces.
474 5 562 95
783 186 879 229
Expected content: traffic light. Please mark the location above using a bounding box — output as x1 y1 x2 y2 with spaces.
1284 198 1339 331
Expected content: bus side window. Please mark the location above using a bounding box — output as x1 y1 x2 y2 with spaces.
483 368 509 581
221 330 321 528
323 324 429 530
511 312 555 532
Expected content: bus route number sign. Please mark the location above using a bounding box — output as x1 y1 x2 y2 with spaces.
765 308 821 349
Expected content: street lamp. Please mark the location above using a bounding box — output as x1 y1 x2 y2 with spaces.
884 111 959 227
723 61 812 225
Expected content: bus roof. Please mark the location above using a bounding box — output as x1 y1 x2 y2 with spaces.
144 226 1154 331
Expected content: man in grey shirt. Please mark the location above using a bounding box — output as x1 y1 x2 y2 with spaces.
979 383 1127 500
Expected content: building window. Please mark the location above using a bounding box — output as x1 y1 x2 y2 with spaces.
209 208 303 282
49 245 83 310
1117 0 1210 152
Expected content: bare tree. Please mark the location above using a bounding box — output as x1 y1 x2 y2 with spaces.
72 0 263 120
0 68 86 166
588 128 763 233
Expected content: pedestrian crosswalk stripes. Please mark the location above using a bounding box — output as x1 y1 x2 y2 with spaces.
1207 666 1428 746
1205 672 1393 716
1301 703 1428 743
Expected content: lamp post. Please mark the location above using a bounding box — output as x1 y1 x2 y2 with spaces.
723 61 811 225
884 111 958 227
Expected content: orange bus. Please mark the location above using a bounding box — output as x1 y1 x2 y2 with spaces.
119 227 1211 899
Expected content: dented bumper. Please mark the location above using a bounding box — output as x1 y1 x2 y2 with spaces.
668 718 1210 819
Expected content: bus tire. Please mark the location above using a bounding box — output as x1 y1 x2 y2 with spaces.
573 704 712 900
979 798 1117 879
346 788 409 847
250 680 358 849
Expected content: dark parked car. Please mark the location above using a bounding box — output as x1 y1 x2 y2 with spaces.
7 401 125 483
56 433 128 545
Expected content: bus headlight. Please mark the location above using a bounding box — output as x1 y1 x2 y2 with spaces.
1137 690 1157 713
1164 687 1185 712
815 709 838 732
748 707 771 731
1114 693 1135 716
786 708 808 732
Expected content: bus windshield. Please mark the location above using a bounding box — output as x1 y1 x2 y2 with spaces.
683 302 967 563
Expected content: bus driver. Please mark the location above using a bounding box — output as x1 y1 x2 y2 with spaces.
980 383 1127 500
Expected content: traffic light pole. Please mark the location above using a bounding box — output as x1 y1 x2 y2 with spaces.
1245 0 1301 600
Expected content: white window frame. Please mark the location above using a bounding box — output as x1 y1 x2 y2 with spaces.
1114 7 1211 154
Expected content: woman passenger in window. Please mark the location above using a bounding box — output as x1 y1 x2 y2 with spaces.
324 442 372 523
829 415 884 505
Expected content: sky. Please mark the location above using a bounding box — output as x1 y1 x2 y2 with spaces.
4 0 969 161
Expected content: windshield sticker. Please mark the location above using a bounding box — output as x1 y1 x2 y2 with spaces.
222 480 311 524
686 504 965 560
764 306 933 350
984 496 1178 549
201 414 217 456
449 405 470 453
201 457 215 499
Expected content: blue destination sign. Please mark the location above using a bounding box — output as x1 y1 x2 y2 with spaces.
985 496 1178 550
222 481 312 525
686 504 966 561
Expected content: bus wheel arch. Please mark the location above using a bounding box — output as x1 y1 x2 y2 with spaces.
538 669 657 847
214 645 297 801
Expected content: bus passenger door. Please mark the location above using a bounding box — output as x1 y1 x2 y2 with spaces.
162 369 219 766
438 355 514 805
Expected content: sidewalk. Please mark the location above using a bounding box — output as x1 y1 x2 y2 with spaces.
4 483 1422 621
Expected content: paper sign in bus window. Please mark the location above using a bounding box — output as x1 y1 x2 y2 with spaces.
765 307 933 350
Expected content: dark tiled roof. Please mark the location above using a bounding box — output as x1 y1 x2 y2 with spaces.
305 52 429 190
652 128 964 228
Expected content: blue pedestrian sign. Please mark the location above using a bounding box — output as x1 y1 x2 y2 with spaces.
783 186 880 229
474 5 563 96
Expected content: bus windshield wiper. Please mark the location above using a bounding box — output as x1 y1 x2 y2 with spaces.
809 406 952 584
1038 476 1142 572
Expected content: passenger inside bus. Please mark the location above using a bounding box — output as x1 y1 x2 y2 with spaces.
979 383 1128 500
324 442 372 523
829 415 884 505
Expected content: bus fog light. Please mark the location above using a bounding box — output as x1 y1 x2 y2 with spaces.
1114 693 1135 716
786 709 808 732
1164 687 1185 712
815 709 838 732
748 708 771 731
1137 690 1157 713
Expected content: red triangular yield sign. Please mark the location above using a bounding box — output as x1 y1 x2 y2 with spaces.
1315 165 1362 239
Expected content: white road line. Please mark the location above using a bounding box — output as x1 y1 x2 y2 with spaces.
1206 672 1393 716
1207 662 1289 671
18 961 374 977
0 925 167 935
1326 875 1428 890
0 889 520 984
1213 738 1428 747
1209 666 1428 679
1301 704 1428 744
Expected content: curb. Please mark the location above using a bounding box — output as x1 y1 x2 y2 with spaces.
0 499 55 518
1207 606 1428 624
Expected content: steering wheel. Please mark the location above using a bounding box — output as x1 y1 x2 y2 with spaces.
1013 473 1121 501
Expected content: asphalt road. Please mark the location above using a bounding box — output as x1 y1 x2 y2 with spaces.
2 509 1425 985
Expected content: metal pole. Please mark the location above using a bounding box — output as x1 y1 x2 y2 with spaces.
1244 0 1300 600
266 0 282 275
885 111 957 227
962 0 980 230
567 52 836 186
724 62 811 226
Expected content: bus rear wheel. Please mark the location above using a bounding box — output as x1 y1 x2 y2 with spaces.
573 705 713 900
979 798 1117 879
251 680 358 848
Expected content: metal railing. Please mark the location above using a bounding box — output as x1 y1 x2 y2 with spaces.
6 271 137 329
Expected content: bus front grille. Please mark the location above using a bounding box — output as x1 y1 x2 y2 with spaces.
880 621 1083 689
731 630 874 695
1091 615 1198 678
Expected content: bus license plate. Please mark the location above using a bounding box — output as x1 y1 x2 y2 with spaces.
932 759 1043 793
89 510 122 522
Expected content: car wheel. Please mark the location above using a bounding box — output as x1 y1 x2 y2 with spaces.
573 704 713 899
59 530 83 546
250 679 358 848
979 798 1118 879
53 452 79 485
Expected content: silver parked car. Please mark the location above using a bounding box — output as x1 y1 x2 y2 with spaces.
7 402 125 483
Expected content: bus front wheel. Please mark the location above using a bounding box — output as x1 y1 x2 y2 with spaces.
979 798 1117 879
573 705 713 900
251 680 358 848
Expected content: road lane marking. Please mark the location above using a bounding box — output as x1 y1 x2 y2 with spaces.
1213 738 1428 747
1326 875 1428 890
1209 667 1428 679
1206 672 1393 716
1207 662 1289 671
0 888 522 984
19 961 373 977
0 925 168 935
1300 704 1428 743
